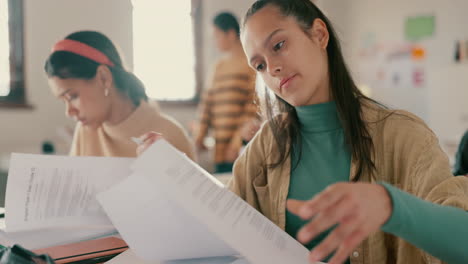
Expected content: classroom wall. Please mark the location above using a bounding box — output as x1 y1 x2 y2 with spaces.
2 0 467 171
334 0 468 158
0 0 134 170
196 0 468 158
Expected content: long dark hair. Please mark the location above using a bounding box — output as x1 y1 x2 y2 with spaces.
44 30 147 106
244 0 377 181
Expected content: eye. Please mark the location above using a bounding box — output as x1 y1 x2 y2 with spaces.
255 63 265 72
273 40 285 52
65 93 79 102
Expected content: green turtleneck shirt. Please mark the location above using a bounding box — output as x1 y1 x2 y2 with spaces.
285 102 468 263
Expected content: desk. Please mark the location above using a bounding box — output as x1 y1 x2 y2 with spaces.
0 224 117 250
34 236 127 264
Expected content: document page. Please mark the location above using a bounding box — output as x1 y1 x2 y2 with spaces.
5 153 134 232
98 172 237 261
102 140 321 264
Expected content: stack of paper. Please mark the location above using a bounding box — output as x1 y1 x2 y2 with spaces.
98 140 314 264
1 154 133 249
2 142 322 264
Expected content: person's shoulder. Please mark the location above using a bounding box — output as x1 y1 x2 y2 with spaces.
249 113 287 147
154 112 188 135
362 100 436 145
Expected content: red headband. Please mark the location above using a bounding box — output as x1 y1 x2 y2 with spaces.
52 39 115 67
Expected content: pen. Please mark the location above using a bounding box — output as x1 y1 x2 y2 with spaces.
131 137 144 145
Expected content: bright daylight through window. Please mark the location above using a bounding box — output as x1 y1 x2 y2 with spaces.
133 1 196 101
0 1 10 96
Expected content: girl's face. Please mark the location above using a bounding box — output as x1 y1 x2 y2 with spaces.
241 5 331 107
49 67 111 129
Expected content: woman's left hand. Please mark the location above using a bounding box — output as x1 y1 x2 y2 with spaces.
136 131 163 156
287 182 393 264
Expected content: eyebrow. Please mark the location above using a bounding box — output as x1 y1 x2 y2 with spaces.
249 28 285 66
58 88 73 98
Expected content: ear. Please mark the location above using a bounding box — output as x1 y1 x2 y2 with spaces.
96 65 113 89
309 18 329 49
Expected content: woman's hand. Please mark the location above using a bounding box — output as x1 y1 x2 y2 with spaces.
135 131 163 156
287 182 393 264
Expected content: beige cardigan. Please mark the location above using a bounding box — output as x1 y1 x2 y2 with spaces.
228 101 468 264
70 100 195 160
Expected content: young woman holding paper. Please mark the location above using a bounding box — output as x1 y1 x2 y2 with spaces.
45 31 195 159
138 1 468 263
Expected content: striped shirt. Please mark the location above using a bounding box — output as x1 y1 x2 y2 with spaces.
196 54 258 163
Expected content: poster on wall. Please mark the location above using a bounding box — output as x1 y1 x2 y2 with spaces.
405 15 435 42
357 39 427 91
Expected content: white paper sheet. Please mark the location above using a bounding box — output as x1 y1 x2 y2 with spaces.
97 172 237 261
100 140 320 264
105 249 247 264
5 153 134 232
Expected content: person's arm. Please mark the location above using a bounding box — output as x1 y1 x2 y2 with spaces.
285 117 468 264
380 181 468 263
389 127 468 263
69 123 82 156
162 116 197 162
195 63 220 150
227 71 260 159
195 89 212 150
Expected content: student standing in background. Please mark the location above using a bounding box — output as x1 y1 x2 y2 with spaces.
45 31 195 160
195 12 259 173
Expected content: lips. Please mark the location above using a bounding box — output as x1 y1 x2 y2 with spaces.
77 118 87 124
280 74 297 90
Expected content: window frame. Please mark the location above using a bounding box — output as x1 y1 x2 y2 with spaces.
0 0 29 108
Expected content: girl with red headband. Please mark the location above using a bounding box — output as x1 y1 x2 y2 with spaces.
45 31 195 159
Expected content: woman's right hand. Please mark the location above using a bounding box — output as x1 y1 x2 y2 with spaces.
136 131 163 156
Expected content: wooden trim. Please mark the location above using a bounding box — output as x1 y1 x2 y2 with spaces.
0 101 34 109
192 0 204 103
0 0 27 106
157 99 198 108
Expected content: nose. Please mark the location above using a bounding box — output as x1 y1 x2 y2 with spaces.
267 58 282 76
65 101 78 119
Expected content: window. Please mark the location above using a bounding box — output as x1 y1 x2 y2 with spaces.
0 0 26 107
133 1 200 101
0 1 9 97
